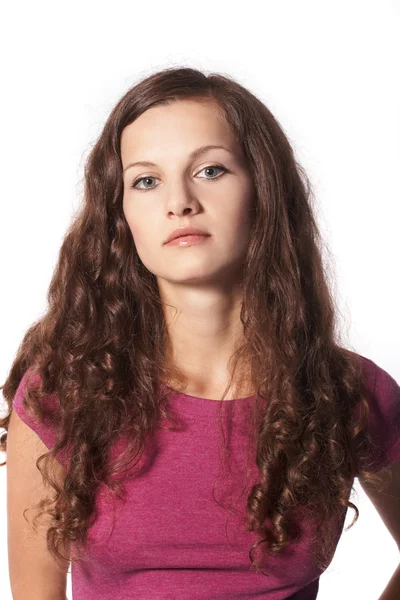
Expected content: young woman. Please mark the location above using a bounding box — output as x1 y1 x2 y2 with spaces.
2 66 400 600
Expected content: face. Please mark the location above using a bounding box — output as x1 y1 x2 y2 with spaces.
121 99 255 291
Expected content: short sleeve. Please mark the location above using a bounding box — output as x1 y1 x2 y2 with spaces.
358 354 400 473
12 370 71 470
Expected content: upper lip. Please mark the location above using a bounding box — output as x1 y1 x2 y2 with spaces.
164 227 210 244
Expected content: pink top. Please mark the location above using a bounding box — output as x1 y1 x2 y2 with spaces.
12 354 400 600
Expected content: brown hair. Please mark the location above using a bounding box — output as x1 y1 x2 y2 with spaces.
0 66 391 576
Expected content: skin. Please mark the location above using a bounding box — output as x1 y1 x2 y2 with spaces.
121 99 256 399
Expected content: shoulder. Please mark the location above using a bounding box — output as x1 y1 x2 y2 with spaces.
357 353 400 472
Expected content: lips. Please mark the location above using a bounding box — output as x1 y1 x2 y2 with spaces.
164 227 210 244
165 234 210 247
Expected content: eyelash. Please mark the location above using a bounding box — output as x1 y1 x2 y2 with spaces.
130 165 227 192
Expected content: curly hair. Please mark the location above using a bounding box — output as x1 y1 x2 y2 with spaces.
0 66 391 576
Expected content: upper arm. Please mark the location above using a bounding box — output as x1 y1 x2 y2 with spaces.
7 407 70 599
359 458 400 552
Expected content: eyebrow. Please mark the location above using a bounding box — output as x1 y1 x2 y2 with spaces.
122 144 233 174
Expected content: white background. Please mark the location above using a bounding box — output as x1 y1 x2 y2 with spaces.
0 1 399 598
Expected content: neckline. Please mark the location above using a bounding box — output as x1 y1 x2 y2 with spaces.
161 383 256 421
163 383 255 402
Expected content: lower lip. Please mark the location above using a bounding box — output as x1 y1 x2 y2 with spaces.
165 235 211 247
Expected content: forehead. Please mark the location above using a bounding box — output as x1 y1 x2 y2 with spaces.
120 100 239 164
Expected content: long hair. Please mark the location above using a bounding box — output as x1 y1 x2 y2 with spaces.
0 66 391 575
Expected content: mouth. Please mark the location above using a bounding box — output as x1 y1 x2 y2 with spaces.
164 234 211 247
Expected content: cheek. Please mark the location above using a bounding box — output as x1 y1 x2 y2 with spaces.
124 208 145 245
129 223 141 244
124 199 159 244
229 199 254 233
125 214 159 263
239 191 255 230
129 227 151 257
224 198 254 253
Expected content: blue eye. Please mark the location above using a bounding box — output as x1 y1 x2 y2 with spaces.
130 165 227 192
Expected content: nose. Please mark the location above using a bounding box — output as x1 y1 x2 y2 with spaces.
165 180 201 217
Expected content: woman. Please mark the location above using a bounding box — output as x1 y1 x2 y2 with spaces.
2 66 400 600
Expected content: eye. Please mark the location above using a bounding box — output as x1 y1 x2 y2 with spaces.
197 165 227 180
130 175 159 192
130 165 227 192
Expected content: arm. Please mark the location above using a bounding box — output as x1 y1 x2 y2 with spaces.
7 409 70 599
359 458 400 600
377 562 400 600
